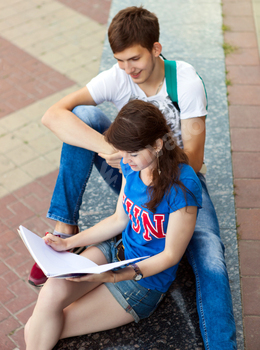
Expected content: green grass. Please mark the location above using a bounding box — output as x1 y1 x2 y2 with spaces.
222 42 237 56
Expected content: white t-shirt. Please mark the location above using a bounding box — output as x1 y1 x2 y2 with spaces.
87 60 207 147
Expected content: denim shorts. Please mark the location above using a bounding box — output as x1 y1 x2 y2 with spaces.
94 238 165 323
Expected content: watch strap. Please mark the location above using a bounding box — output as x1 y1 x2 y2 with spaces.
130 263 143 280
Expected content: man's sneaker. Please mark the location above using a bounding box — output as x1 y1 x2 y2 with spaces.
28 263 47 287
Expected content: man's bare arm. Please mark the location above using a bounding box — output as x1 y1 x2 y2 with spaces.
42 86 115 155
181 116 206 173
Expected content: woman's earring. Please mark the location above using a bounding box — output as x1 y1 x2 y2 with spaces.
156 151 161 175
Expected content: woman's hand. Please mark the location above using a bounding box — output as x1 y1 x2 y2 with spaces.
66 270 115 283
43 233 68 251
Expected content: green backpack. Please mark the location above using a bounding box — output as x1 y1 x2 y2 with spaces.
164 59 208 112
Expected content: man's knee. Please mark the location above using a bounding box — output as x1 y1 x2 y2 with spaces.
72 105 97 125
72 105 111 133
188 232 227 273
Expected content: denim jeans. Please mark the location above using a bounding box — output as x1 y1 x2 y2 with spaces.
47 106 122 225
186 173 237 349
47 106 237 349
93 237 165 323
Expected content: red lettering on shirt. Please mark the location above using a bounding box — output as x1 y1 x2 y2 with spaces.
123 196 166 240
125 198 134 221
132 205 141 233
141 211 166 241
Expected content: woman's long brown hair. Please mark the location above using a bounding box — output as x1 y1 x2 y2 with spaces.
105 99 189 212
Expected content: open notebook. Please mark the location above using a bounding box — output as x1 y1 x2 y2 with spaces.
18 226 147 278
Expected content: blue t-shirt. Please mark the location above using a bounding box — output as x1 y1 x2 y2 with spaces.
121 161 202 293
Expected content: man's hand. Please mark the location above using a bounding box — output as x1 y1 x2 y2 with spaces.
43 233 68 251
99 151 122 169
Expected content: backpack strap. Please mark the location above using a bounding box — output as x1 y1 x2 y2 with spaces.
163 56 208 112
163 59 180 112
164 59 178 104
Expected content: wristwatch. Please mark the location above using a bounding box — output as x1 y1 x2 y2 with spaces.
130 263 143 281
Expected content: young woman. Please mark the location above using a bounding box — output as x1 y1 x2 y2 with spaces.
24 100 202 350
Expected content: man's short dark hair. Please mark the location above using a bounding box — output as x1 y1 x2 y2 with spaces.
108 6 160 53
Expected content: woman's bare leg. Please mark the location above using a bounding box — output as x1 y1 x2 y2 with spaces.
25 247 109 350
61 283 134 339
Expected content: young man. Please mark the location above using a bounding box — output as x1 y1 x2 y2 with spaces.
29 6 237 350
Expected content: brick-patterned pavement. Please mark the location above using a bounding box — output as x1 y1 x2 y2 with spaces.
0 1 110 349
0 36 75 119
0 0 259 349
223 0 260 348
